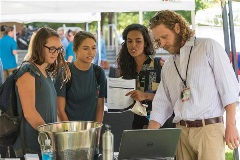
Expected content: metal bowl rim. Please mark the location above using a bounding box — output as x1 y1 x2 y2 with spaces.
37 121 103 132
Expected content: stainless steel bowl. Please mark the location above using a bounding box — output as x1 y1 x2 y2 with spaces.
38 121 102 160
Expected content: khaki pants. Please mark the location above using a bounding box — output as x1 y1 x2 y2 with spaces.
176 123 225 160
3 68 16 81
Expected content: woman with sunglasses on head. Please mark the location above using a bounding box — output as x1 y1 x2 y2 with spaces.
54 31 107 123
13 27 70 157
116 23 174 129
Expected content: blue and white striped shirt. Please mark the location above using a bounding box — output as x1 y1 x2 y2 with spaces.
151 37 239 125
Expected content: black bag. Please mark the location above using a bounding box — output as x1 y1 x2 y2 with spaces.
0 62 40 147
0 69 20 147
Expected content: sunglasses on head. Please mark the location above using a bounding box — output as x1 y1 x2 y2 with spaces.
149 12 162 27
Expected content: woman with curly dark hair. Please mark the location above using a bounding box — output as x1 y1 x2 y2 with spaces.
117 24 174 129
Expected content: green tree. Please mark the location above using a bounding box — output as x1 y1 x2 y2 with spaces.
117 12 139 33
116 0 211 31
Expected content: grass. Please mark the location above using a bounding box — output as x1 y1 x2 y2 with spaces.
225 146 234 160
226 151 234 160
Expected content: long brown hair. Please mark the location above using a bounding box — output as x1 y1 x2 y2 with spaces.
28 27 71 81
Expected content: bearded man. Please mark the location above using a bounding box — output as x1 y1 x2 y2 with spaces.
148 10 239 160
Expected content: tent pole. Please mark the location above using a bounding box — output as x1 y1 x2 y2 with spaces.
221 1 230 58
114 12 118 58
222 0 239 80
221 0 231 57
228 0 239 80
139 11 143 25
191 10 196 30
86 22 89 32
98 20 101 66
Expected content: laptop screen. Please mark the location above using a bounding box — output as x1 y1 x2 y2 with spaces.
118 128 181 160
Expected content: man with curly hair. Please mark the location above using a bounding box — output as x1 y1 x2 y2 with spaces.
148 10 239 160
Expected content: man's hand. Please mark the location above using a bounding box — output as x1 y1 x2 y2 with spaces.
148 120 161 129
225 124 240 150
126 90 154 101
125 90 146 101
225 103 239 150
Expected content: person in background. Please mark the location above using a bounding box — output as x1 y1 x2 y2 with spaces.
65 30 76 62
116 24 174 129
93 31 109 69
57 27 69 51
55 31 107 123
0 26 18 81
148 10 239 160
0 25 6 84
13 27 71 157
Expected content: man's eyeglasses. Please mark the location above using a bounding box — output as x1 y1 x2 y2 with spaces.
44 45 64 54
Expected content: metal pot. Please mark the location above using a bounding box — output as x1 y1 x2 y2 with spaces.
38 121 102 160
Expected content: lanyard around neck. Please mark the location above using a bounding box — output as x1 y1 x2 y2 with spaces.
173 46 193 87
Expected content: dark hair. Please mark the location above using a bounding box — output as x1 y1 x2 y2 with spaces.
67 29 72 35
116 24 155 79
73 31 96 52
28 27 68 78
149 10 195 42
4 26 14 35
1 25 7 32
67 29 77 37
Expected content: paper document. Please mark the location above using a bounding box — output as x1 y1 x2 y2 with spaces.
107 78 135 110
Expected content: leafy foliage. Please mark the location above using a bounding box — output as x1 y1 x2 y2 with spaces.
117 12 139 33
225 151 233 160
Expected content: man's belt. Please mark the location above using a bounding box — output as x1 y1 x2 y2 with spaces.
179 116 223 128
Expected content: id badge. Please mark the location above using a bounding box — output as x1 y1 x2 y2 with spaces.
181 87 190 102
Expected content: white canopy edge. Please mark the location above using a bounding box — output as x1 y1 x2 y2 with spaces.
1 0 195 15
0 12 101 23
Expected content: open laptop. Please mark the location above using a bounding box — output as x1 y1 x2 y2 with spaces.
117 128 181 160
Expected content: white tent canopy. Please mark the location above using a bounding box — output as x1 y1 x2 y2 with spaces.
0 12 101 23
0 0 196 30
1 0 195 16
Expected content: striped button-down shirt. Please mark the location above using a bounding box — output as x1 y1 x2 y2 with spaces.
151 37 239 125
